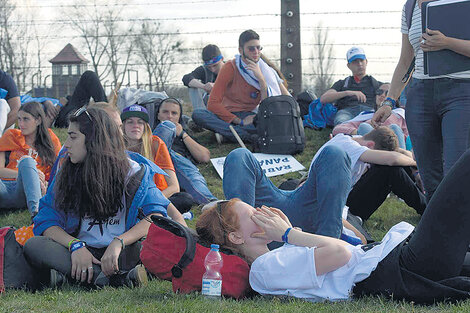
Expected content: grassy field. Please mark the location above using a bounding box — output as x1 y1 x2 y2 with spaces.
1 126 469 312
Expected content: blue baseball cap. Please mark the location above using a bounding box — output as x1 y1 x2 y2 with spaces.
347 47 366 63
121 104 149 123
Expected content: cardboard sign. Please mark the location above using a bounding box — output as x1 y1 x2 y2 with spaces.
210 153 306 179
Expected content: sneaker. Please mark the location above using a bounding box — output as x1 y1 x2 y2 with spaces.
50 269 67 288
126 264 148 288
215 133 224 144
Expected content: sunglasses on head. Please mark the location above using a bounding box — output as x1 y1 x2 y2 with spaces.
247 45 263 52
376 89 389 96
74 106 93 123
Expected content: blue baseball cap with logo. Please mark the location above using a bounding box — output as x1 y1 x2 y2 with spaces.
121 104 149 123
346 47 366 63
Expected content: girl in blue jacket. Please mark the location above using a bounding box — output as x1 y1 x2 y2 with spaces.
24 107 177 288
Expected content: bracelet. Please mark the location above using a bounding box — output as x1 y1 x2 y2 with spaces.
381 97 397 109
114 237 125 250
70 241 86 253
239 119 244 127
281 227 293 244
68 238 80 250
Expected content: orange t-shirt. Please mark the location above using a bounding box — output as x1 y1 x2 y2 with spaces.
151 135 175 191
0 129 61 181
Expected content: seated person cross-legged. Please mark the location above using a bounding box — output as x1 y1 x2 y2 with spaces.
192 29 291 143
24 107 185 289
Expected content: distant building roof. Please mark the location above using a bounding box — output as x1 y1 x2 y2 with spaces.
49 43 89 64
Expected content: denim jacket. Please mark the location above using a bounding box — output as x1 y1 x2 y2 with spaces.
33 152 169 236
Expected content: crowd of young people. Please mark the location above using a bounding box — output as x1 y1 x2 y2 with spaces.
1 13 470 304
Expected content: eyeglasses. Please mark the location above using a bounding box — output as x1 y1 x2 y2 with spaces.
74 106 93 123
376 89 389 96
216 200 230 246
247 45 263 52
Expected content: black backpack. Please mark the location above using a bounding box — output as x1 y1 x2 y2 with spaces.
0 227 39 292
255 95 305 155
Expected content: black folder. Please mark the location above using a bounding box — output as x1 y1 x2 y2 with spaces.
422 0 470 76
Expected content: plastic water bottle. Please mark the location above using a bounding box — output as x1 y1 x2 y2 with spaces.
202 244 223 298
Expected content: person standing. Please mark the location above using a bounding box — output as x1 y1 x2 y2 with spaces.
371 0 470 200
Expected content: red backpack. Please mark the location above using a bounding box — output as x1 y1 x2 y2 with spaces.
140 216 252 299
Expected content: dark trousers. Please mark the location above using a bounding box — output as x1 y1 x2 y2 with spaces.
398 148 470 280
55 71 107 128
24 236 140 287
347 165 427 220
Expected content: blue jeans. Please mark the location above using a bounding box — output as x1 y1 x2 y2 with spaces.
0 157 41 215
153 121 216 204
223 147 351 238
192 109 257 143
406 78 470 201
188 88 208 111
357 122 406 149
334 105 373 126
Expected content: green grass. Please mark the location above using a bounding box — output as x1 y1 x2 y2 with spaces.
1 127 470 312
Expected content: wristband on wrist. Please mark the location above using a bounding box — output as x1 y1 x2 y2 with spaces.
282 227 293 244
70 240 86 253
68 238 80 250
381 97 397 109
178 131 186 140
113 237 125 250
239 119 244 127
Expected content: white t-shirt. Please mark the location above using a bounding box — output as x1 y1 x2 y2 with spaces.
402 2 470 80
312 134 369 186
78 158 141 248
249 222 414 302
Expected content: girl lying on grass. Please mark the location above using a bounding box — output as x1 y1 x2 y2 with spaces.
197 148 470 304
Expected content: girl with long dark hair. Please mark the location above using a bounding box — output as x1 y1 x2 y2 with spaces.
0 102 61 216
25 107 173 288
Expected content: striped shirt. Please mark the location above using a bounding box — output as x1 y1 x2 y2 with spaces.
401 1 470 79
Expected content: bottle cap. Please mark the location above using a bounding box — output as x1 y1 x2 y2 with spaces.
210 244 219 250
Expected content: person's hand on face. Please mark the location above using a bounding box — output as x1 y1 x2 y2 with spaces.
175 122 184 136
244 59 265 82
251 206 292 242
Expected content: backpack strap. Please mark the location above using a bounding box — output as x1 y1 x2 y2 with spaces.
149 215 197 278
403 0 417 83
405 0 417 30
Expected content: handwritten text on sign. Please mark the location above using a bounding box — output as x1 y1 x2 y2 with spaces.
210 153 306 179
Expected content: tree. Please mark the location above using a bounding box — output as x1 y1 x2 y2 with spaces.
133 21 184 91
0 0 34 92
309 23 335 96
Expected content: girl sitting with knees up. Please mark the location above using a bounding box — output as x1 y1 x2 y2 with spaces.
25 107 184 289
0 101 61 217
